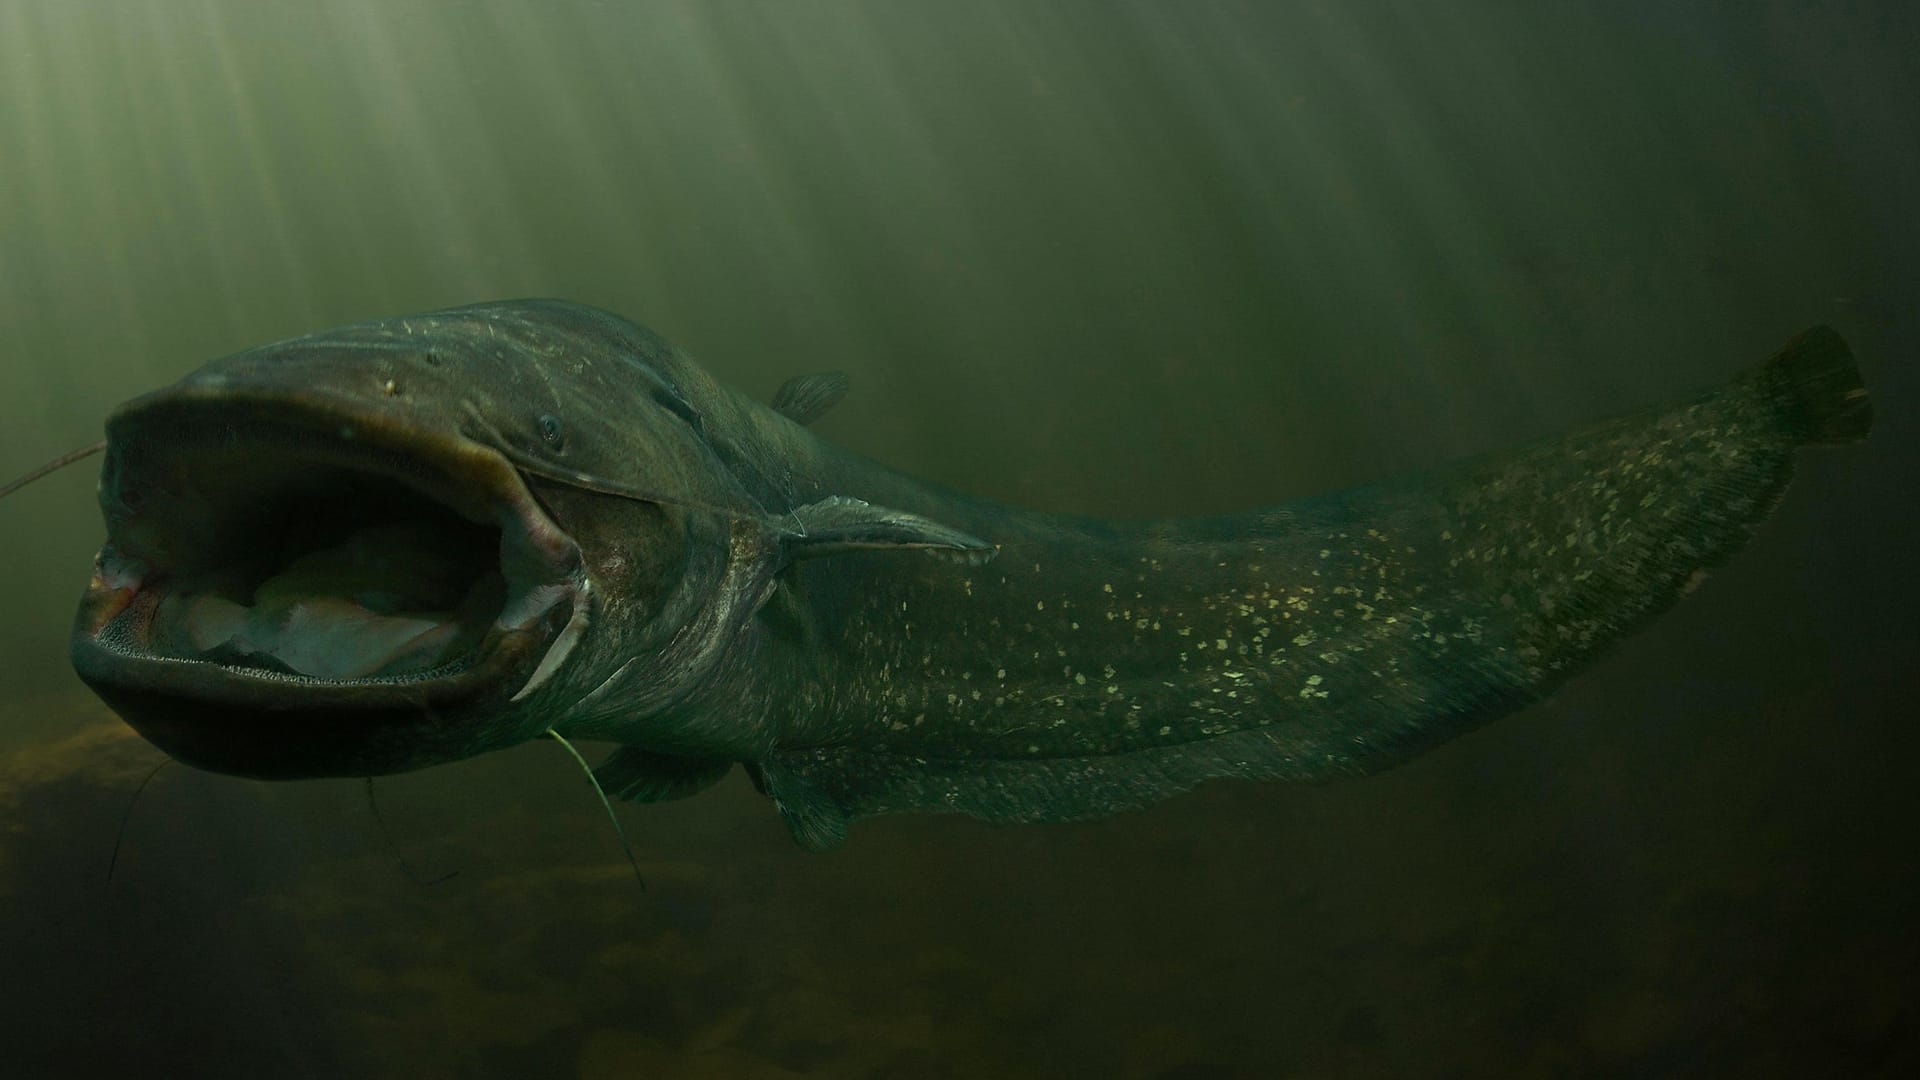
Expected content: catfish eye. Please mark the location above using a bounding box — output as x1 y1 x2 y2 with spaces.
537 413 566 450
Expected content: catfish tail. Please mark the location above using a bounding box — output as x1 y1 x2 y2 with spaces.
756 328 1873 847
1747 325 1871 445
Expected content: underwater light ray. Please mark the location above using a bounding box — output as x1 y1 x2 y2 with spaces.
193 0 319 327
131 0 251 341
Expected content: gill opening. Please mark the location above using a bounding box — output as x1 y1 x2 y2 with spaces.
511 579 593 702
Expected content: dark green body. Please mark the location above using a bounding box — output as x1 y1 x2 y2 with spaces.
64 300 1870 851
527 306 1867 850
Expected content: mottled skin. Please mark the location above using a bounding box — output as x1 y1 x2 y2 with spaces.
69 300 1870 850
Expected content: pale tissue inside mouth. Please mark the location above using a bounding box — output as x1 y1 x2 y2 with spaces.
183 593 465 681
157 519 512 681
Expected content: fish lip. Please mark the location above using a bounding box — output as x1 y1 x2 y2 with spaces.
68 386 587 717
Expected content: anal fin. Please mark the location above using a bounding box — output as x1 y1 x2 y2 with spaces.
748 760 851 852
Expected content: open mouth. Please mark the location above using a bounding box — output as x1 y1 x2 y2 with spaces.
74 400 586 705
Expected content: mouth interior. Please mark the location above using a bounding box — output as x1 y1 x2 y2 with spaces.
103 431 560 685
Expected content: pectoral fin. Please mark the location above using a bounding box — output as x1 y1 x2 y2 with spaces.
782 496 998 565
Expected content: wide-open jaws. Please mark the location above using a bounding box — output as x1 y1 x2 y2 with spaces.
70 391 590 779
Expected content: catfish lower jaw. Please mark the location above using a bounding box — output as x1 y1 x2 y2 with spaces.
71 605 571 779
68 398 589 779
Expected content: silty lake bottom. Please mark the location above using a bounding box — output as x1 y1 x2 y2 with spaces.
1 2 1916 1077
5 644 1914 1078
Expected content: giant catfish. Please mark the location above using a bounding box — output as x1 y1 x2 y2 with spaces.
10 300 1872 850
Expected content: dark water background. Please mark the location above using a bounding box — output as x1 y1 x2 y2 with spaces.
2 2 1915 1076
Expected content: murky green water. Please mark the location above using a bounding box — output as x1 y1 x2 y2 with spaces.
3 3 1915 1076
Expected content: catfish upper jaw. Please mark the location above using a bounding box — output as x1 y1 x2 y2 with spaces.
68 388 589 778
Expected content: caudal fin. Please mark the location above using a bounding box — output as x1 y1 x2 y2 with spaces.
1756 326 1872 445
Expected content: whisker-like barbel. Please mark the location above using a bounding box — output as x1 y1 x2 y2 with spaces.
106 757 170 884
548 729 646 891
1 440 104 500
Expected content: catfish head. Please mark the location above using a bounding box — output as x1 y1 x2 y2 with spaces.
64 300 773 780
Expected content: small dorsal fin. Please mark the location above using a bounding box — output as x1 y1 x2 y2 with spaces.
783 496 997 564
771 371 850 425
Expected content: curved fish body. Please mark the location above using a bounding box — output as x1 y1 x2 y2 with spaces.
60 300 1871 849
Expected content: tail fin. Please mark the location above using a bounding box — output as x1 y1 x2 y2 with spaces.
1754 326 1872 445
